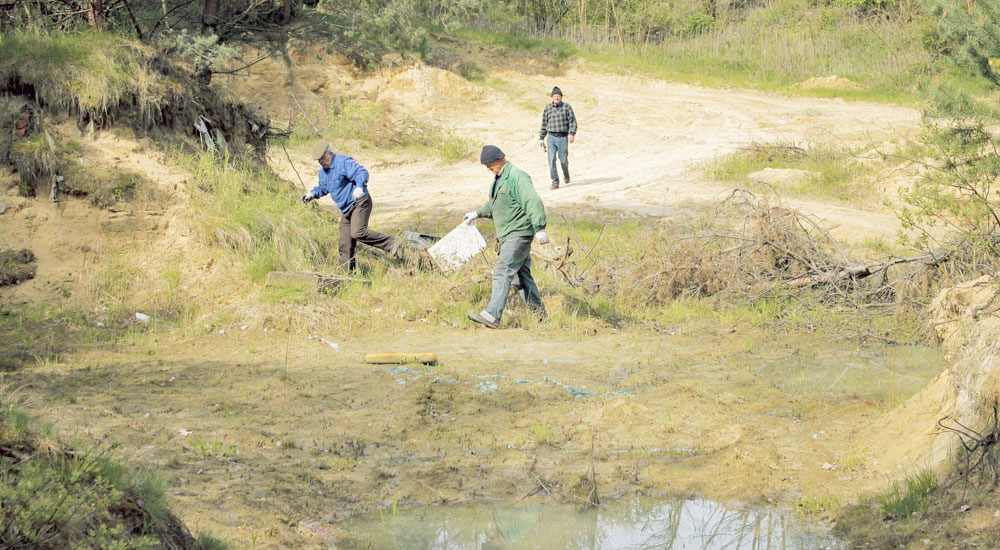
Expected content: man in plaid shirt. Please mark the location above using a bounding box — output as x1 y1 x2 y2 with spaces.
538 86 577 190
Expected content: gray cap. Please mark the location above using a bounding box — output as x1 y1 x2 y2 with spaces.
480 145 505 164
311 141 331 160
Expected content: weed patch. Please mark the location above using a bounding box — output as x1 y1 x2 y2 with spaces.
181 152 340 281
877 469 937 519
0 249 37 287
708 142 875 203
289 99 475 163
0 387 222 549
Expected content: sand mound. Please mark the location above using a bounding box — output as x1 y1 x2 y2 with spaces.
747 167 812 187
869 275 1000 476
376 66 482 113
794 76 867 90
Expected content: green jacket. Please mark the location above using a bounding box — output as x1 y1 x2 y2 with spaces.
476 162 547 243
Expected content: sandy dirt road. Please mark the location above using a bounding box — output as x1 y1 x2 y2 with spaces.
275 66 920 241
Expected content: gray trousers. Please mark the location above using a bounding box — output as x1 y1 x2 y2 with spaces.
485 236 545 321
338 194 394 271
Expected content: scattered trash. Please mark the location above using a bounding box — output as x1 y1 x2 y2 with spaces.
812 433 818 439
135 312 150 323
542 359 549 365
320 338 340 351
96 322 105 327
380 367 631 399
476 380 499 393
178 429 192 437
428 223 487 274
822 462 835 471
544 376 596 398
218 329 225 335
365 352 437 365
403 230 441 250
240 325 248 330
960 504 971 512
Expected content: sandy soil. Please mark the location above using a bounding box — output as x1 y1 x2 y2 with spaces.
11 321 940 548
268 62 920 243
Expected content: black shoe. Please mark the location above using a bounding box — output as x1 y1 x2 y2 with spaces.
564 176 570 185
550 181 559 190
468 311 499 329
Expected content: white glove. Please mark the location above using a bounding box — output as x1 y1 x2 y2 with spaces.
462 212 478 224
301 193 314 204
352 187 365 200
535 229 549 245
539 139 547 152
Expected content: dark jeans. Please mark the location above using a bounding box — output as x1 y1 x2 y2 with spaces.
485 236 544 321
546 134 570 183
338 194 395 271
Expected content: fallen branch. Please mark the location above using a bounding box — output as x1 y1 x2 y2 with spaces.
787 249 950 289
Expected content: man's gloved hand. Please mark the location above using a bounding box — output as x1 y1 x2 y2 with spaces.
301 193 314 204
462 212 478 225
535 229 549 245
539 139 547 153
352 187 365 200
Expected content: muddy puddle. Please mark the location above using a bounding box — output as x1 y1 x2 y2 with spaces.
338 496 841 549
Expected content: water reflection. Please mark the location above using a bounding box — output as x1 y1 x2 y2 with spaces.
339 496 841 549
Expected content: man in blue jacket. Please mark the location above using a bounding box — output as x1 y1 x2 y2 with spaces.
302 142 400 271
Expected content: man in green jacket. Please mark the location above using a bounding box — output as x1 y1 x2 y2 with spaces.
464 145 549 329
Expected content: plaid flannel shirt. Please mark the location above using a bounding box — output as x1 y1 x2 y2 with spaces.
539 101 577 139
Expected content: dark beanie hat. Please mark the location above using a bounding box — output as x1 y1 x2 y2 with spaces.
551 86 563 96
480 145 505 164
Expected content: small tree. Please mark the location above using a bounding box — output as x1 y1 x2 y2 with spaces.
900 0 1000 259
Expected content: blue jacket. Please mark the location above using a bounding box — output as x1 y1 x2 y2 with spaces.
308 154 369 213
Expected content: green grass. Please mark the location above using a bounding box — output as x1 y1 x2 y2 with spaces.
288 99 476 164
450 1 993 105
0 30 177 120
582 2 932 104
707 142 875 202
794 494 841 518
876 469 938 519
0 393 224 549
180 152 341 281
447 27 577 65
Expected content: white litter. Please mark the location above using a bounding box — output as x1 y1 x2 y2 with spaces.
320 338 340 351
178 429 192 437
428 223 487 274
135 312 150 323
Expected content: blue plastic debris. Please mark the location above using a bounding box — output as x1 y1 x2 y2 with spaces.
380 367 632 399
476 380 499 393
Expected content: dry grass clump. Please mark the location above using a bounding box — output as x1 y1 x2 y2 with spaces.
0 30 271 159
560 191 943 307
0 249 37 287
569 191 845 304
0 31 179 127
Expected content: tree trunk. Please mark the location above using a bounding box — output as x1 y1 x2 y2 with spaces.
87 0 104 28
202 0 220 34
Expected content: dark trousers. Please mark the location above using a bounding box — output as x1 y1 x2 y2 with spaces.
338 194 394 271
